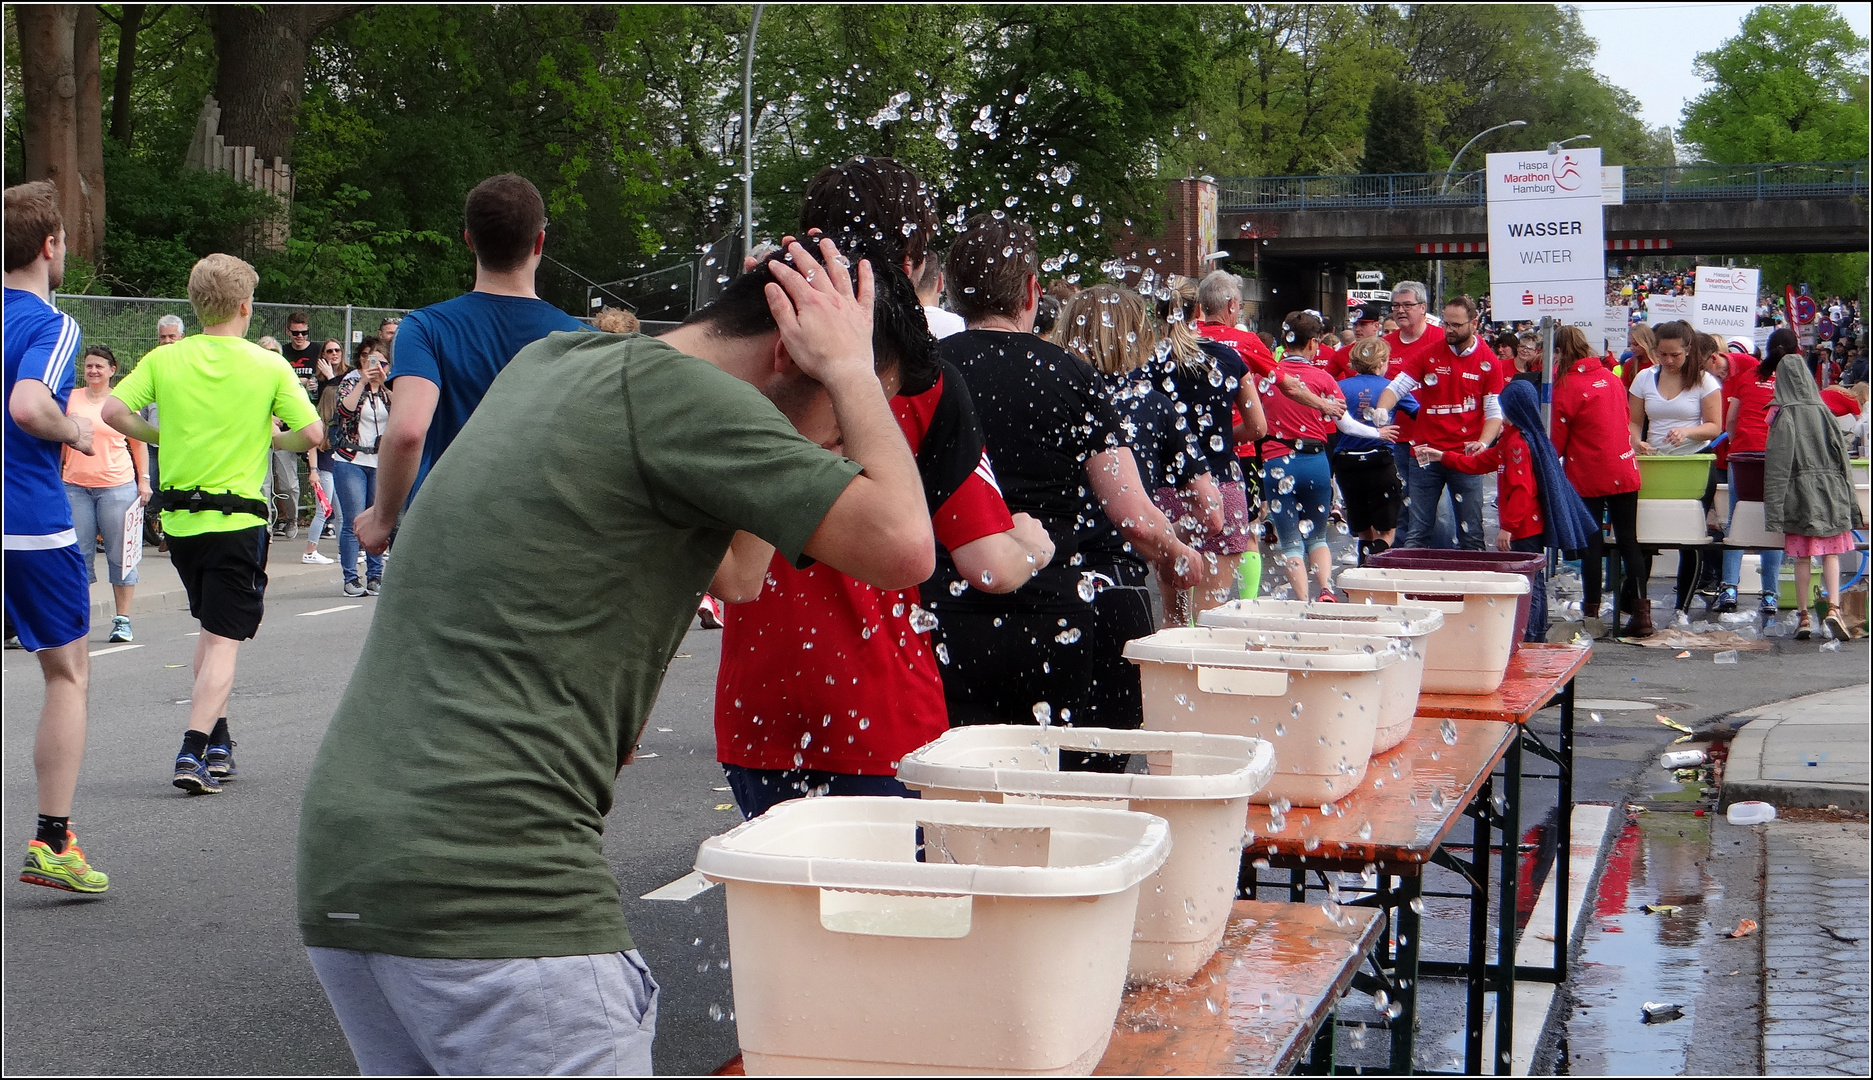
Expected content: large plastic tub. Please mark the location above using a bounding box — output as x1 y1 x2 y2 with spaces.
1723 501 1783 548
1729 451 1766 502
695 797 1169 1076
1196 599 1445 751
1636 498 1711 544
1196 621 1432 753
1369 548 1545 654
898 727 1274 985
1335 568 1529 695
1122 627 1401 807
1637 453 1716 499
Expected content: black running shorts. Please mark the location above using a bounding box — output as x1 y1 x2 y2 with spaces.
166 526 269 640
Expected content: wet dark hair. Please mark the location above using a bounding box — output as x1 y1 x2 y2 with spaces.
800 156 939 272
1033 294 1061 337
945 213 1038 323
1280 310 1325 349
680 247 939 396
1766 328 1802 363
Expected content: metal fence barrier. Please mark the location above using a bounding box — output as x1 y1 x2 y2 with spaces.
1218 161 1869 212
50 295 414 371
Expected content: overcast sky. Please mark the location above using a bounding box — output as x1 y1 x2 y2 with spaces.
1574 1 1872 133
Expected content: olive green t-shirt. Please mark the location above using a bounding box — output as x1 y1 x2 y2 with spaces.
110 334 322 536
296 332 863 958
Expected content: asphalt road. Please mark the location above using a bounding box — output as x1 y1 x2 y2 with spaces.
4 563 1866 1075
2 578 741 1076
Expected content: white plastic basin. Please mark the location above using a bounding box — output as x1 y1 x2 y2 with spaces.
1635 498 1712 545
1197 601 1446 753
694 797 1170 1076
1123 627 1400 807
897 726 1274 984
1724 501 1784 548
1335 568 1530 695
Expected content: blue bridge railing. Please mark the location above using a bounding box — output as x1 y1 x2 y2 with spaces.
1216 161 1868 211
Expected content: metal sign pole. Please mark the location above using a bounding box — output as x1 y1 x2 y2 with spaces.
1540 315 1556 426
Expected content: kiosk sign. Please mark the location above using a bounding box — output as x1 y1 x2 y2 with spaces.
1486 148 1604 331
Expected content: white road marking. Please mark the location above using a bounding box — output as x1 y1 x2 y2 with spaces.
641 870 717 902
89 644 144 657
296 605 362 617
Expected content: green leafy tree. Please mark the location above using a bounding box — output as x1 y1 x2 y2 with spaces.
1360 81 1432 174
1680 3 1870 163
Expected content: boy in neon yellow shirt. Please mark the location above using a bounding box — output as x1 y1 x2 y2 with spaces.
104 254 324 794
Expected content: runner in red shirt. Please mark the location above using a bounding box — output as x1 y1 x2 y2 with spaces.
713 362 1051 817
1322 309 1383 380
1195 269 1276 378
1375 294 1505 550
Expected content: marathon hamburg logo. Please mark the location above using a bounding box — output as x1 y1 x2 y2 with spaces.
1497 154 1585 195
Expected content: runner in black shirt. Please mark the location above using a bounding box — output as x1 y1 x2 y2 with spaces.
922 214 1199 744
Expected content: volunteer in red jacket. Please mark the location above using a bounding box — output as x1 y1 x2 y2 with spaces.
1421 377 1598 640
1551 326 1647 636
1721 328 1798 619
1374 294 1505 550
1263 311 1395 601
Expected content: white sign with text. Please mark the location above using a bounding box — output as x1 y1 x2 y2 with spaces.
1603 305 1631 354
1691 266 1761 338
1487 148 1605 332
1644 293 1694 325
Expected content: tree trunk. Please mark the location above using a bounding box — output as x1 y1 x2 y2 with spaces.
109 4 148 146
208 5 366 165
74 5 105 262
15 5 102 263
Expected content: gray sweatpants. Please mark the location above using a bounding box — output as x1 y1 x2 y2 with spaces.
307 947 659 1076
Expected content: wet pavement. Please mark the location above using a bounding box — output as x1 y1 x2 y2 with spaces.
1559 811 1765 1075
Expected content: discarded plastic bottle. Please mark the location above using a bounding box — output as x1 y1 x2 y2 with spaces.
1658 749 1708 770
1725 801 1777 825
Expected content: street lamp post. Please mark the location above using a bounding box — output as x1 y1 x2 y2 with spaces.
1435 120 1526 311
741 4 765 267
1547 134 1591 156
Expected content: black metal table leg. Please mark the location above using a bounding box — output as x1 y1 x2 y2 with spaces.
1465 776 1492 1074
1495 737 1523 1074
1390 874 1422 1075
1554 675 1575 975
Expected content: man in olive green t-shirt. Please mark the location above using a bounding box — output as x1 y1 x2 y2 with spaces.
296 239 934 1075
104 255 324 796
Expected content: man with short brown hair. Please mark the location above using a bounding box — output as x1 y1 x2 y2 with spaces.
351 174 582 554
6 181 108 891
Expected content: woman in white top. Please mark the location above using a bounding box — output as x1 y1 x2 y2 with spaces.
332 338 393 597
1627 320 1725 620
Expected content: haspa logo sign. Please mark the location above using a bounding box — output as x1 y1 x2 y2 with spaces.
1554 154 1583 192
1522 289 1576 309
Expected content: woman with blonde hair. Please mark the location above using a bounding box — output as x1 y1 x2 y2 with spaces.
1151 275 1265 620
1057 284 1219 726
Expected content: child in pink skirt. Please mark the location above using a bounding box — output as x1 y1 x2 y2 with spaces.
1764 355 1864 640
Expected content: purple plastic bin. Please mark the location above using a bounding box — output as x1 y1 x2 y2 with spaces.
1367 548 1547 650
1729 452 1766 503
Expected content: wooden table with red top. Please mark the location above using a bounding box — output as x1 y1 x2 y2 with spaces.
1416 642 1591 987
715 900 1384 1078
1239 717 1521 1075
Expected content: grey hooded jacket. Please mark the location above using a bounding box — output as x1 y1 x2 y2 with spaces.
1764 356 1863 537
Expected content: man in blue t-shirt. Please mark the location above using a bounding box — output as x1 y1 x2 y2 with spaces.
352 174 583 554
4 181 109 893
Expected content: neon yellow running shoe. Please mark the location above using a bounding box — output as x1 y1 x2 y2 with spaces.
19 833 109 894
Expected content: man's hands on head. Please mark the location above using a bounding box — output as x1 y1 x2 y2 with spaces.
763 237 875 394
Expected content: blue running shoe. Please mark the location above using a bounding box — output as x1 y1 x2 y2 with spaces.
174 751 222 795
205 739 238 780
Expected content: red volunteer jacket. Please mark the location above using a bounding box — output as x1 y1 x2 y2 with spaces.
1440 428 1543 540
1550 355 1641 498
